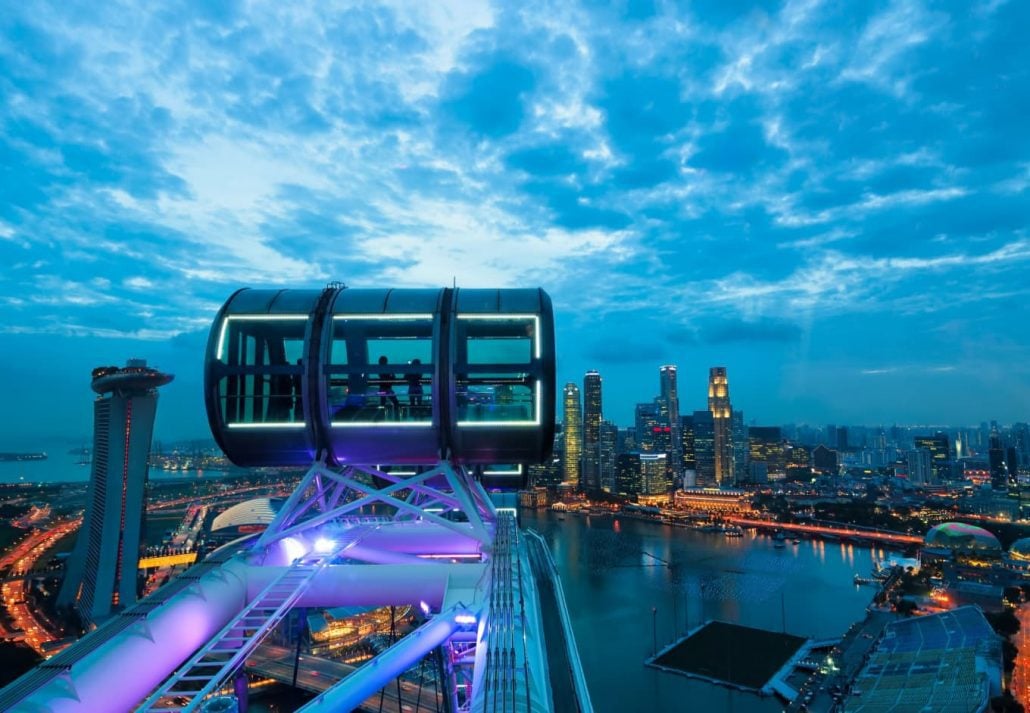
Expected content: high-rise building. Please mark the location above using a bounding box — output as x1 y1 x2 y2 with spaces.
582 371 602 492
680 414 696 475
905 448 932 485
598 421 618 493
732 410 748 478
634 402 660 452
708 367 734 485
659 365 682 479
616 453 642 497
989 434 1007 490
640 453 670 497
562 383 582 487
748 426 785 479
914 433 951 484
59 360 173 628
692 410 716 486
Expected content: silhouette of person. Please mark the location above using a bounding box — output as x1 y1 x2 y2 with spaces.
406 358 424 410
377 355 399 414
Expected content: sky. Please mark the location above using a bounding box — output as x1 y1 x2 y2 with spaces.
1 0 1028 443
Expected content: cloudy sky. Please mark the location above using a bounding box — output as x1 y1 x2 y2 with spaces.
1 0 1028 442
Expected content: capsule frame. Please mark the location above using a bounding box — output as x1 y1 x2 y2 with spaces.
204 287 555 469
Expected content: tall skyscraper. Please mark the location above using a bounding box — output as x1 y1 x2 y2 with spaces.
599 421 618 493
708 367 734 485
732 409 748 478
616 453 642 496
658 366 682 479
562 383 582 487
748 426 785 478
692 410 716 486
59 360 173 628
582 371 602 492
914 433 951 484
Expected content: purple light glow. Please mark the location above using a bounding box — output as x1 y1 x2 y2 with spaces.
420 600 431 616
454 613 477 625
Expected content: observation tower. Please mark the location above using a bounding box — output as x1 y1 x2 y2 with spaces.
1 287 592 713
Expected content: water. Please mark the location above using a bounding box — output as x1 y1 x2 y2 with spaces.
0 436 229 484
522 509 887 713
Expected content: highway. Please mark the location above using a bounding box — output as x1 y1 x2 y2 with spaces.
1014 604 1030 708
0 517 81 654
247 643 443 712
725 517 923 546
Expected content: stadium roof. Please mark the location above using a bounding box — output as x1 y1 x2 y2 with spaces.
924 522 1002 552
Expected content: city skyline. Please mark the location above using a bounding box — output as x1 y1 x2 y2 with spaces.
2 1 1029 442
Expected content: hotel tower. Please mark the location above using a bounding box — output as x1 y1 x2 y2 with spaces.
58 359 173 628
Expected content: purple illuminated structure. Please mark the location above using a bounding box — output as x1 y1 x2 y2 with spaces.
0 287 592 713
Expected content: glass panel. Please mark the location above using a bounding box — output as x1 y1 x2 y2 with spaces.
218 317 307 425
329 317 434 424
456 373 534 423
456 316 539 424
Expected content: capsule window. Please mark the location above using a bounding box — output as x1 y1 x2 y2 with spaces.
455 316 539 425
328 315 434 426
215 316 307 426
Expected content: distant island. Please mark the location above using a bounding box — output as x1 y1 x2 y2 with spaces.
0 452 48 462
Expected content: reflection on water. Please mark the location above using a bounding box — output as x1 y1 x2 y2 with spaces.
523 510 886 713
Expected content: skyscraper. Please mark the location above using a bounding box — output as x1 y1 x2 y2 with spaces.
562 383 582 487
599 421 618 493
708 367 734 485
692 410 716 486
658 365 682 479
582 371 602 492
59 360 173 628
914 433 951 484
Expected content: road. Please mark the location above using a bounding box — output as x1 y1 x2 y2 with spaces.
247 643 442 712
1014 604 1030 708
726 517 923 546
0 517 81 654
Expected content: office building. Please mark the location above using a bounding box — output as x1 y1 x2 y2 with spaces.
599 421 618 493
748 426 785 479
640 453 670 497
616 453 642 497
563 383 582 487
708 367 734 485
906 448 932 485
582 371 602 492
914 433 951 484
58 360 173 628
658 365 682 479
692 410 716 487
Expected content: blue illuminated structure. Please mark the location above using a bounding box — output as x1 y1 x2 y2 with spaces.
1 285 590 713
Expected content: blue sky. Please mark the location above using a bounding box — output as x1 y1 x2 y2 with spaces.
1 0 1028 442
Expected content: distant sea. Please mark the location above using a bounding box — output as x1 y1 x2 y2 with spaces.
0 436 226 484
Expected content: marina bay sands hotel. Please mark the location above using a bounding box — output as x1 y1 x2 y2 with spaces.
1 286 593 713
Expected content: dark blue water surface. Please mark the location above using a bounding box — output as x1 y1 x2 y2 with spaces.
521 509 886 713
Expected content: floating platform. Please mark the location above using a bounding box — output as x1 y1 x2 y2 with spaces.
646 620 807 693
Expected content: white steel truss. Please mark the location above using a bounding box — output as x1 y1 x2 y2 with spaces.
256 460 497 549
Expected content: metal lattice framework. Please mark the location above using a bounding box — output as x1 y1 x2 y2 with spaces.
256 459 497 550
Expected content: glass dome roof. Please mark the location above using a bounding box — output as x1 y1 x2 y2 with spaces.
924 522 1002 552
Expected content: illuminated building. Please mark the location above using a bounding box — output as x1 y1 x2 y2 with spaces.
563 383 582 487
672 488 753 514
988 434 1007 490
906 449 932 485
707 367 734 485
58 360 173 628
747 426 784 480
640 453 670 497
598 421 618 493
635 402 660 452
732 410 747 480
658 366 682 479
616 453 642 496
582 371 602 492
680 415 696 486
692 410 715 487
915 433 951 484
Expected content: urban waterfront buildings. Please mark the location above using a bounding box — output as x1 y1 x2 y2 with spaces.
563 382 583 488
57 360 173 628
708 367 734 485
582 371 602 492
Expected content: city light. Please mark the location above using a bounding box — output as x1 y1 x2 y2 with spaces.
313 537 336 554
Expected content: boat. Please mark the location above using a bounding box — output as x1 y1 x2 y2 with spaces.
792 538 801 545
724 526 744 538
